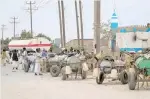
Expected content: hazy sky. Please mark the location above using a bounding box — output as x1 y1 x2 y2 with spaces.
0 0 150 42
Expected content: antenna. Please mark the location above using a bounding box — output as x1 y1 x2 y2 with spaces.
113 0 116 12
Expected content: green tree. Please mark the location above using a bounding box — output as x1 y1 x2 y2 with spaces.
1 38 11 50
36 33 51 41
3 38 11 45
20 30 33 39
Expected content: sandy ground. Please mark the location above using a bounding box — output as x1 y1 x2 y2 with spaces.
1 64 150 99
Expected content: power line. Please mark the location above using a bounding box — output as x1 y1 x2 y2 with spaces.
25 1 38 37
75 0 80 49
58 0 63 48
10 17 19 38
94 0 101 54
61 0 66 47
79 0 84 48
36 0 45 8
36 0 52 8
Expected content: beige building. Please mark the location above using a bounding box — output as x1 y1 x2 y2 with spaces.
66 39 93 52
66 38 110 53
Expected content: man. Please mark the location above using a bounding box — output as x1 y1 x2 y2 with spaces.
1 49 7 66
41 49 47 72
70 47 73 53
9 51 12 59
22 48 27 70
12 50 19 71
34 48 43 75
42 49 47 58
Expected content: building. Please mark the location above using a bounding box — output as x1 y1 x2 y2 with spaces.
110 10 150 52
118 25 150 33
66 39 93 52
66 38 109 52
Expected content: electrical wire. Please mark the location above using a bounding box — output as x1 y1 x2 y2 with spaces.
36 0 45 8
36 0 53 8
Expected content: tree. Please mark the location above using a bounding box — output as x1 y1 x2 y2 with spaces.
20 30 32 39
36 33 51 41
3 38 11 45
100 20 112 39
19 30 51 41
1 38 11 50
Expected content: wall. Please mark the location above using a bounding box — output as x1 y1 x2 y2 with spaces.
66 39 93 52
116 32 150 52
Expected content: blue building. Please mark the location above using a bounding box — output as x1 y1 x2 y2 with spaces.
110 11 150 52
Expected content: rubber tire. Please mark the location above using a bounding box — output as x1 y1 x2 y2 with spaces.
128 71 137 90
120 71 128 84
96 71 105 84
50 65 61 77
81 71 87 79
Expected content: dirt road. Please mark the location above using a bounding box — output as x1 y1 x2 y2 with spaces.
1 65 150 99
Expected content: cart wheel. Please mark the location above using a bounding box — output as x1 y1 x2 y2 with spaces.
50 65 61 77
96 71 105 84
81 71 87 79
120 71 128 84
128 71 137 90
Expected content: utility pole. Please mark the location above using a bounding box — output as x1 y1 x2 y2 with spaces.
58 0 64 48
61 0 66 47
75 0 80 49
10 17 19 38
79 0 84 49
1 24 6 49
94 0 101 54
25 1 37 37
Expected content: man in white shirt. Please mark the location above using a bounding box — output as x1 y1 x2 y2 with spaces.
22 48 27 70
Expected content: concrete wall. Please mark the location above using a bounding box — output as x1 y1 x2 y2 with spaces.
66 39 93 52
116 32 150 52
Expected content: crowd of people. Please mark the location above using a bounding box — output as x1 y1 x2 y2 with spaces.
1 48 49 75
1 47 89 75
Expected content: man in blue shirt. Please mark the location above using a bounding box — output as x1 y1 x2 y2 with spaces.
42 49 47 58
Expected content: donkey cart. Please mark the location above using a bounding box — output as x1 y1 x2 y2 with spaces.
61 53 88 80
128 55 150 90
96 56 128 85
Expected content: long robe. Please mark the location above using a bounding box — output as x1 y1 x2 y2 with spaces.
11 52 19 69
34 53 41 74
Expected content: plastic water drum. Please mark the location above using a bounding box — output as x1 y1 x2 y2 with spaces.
135 56 150 75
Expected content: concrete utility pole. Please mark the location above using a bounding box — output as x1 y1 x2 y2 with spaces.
75 0 80 49
25 1 38 37
1 24 6 49
94 0 101 54
10 17 19 38
61 0 66 47
58 0 64 48
79 0 84 48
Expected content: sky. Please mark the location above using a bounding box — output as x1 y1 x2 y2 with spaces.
0 0 150 42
